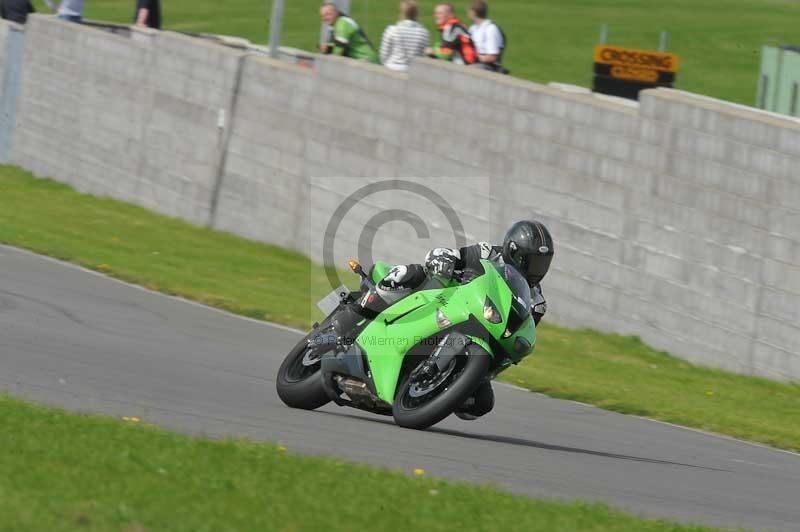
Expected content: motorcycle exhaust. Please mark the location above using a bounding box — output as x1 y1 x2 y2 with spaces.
335 375 370 400
333 375 392 414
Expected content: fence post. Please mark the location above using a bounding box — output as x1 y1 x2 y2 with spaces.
757 74 769 109
268 0 285 59
772 48 785 112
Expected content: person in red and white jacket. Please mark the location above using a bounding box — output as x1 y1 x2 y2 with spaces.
424 3 477 65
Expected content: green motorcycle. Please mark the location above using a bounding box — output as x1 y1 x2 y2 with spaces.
276 257 537 429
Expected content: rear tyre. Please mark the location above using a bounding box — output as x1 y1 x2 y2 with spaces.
393 343 491 430
276 333 331 410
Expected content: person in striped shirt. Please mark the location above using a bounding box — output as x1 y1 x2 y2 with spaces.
379 1 430 72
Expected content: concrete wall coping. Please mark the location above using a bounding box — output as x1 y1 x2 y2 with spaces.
246 53 314 75
647 88 800 130
156 30 249 58
130 26 156 37
0 19 23 32
317 53 409 81
410 57 639 116
28 14 149 50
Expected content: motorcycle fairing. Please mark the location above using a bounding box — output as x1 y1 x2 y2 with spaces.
355 260 536 403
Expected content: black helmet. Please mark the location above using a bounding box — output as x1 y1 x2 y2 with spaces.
502 220 554 286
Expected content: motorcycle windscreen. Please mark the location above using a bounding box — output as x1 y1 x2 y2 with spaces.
492 261 532 334
317 285 350 316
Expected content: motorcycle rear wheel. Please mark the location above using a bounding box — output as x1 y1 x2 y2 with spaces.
393 343 491 430
276 332 332 410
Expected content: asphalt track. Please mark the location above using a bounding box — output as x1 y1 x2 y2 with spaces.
1 245 799 531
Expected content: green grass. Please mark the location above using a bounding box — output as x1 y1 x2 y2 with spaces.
1 165 799 453
32 0 800 105
0 394 730 532
0 169 335 330
508 327 800 451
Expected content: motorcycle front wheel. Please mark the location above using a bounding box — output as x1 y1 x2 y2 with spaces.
393 343 491 430
276 330 332 410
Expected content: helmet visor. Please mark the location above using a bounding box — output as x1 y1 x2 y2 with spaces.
525 254 552 285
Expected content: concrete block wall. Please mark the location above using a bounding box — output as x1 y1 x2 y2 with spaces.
13 17 152 203
212 56 800 380
302 57 491 267
0 20 10 80
140 31 245 224
212 54 490 271
400 61 800 379
404 60 693 364
638 90 800 379
12 16 246 225
211 54 315 248
0 20 21 162
6 17 800 380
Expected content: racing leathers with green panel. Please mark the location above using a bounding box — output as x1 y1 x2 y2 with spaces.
378 243 547 325
422 243 547 324
325 14 379 63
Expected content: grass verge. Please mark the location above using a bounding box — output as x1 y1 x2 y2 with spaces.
32 0 800 106
0 394 730 532
1 166 799 452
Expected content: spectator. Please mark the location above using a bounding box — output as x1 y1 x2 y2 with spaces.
134 0 161 29
425 3 476 65
380 1 429 72
0 0 35 24
56 0 84 22
319 2 378 64
468 0 507 73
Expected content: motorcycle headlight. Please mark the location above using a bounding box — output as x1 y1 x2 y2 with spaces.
436 308 452 329
483 297 503 324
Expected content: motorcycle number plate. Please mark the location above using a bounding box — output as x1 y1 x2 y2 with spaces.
317 285 350 316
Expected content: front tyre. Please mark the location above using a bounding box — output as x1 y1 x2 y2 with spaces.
276 333 331 410
393 343 491 430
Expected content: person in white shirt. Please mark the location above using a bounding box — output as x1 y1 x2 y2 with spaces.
467 0 506 73
379 0 430 72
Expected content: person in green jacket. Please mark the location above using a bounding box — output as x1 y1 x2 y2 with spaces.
319 2 379 63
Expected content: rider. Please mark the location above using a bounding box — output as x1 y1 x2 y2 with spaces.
378 220 554 420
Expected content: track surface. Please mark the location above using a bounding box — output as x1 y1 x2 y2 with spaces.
1 245 799 531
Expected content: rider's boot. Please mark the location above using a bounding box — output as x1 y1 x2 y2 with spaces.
455 380 494 420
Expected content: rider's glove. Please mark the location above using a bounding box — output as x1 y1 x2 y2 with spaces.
477 241 493 259
424 248 460 279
